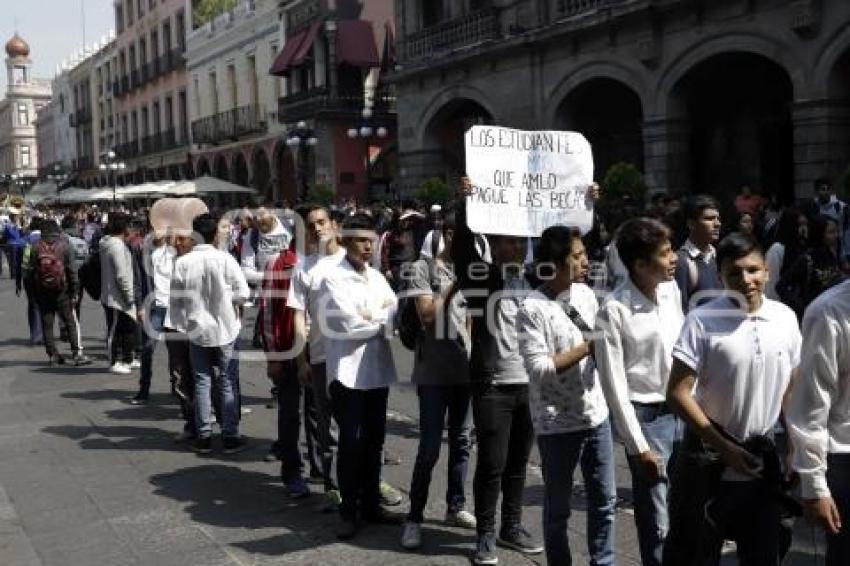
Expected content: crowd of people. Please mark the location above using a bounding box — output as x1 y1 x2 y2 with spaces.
0 175 847 566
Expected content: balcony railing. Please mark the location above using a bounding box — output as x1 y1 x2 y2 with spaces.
556 0 625 17
277 87 395 123
192 105 266 145
120 75 130 94
117 141 139 159
130 69 140 90
403 9 500 62
112 80 121 97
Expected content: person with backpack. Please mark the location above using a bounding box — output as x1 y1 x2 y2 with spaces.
16 216 43 346
60 215 89 329
27 219 91 367
399 205 477 550
673 195 723 312
100 213 137 375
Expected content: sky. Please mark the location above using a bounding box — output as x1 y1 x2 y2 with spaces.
2 0 114 94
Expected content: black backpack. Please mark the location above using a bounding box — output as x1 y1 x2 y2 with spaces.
396 234 442 350
79 250 102 301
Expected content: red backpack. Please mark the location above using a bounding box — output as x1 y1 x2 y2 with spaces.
34 240 67 292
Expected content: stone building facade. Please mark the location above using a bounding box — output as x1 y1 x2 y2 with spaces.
187 0 289 201
112 0 191 183
0 35 51 180
391 0 850 202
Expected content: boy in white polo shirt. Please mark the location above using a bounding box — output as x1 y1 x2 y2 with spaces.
664 232 801 565
787 279 850 565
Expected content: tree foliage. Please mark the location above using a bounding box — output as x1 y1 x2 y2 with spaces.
600 162 648 206
306 183 335 206
193 0 237 26
415 177 451 205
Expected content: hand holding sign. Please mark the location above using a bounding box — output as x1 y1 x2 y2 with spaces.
465 126 595 237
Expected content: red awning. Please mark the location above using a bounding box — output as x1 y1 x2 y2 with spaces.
336 20 380 68
269 22 322 76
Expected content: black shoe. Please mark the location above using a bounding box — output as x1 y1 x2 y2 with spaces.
193 437 212 454
48 353 66 367
128 394 148 405
362 508 404 525
223 437 248 454
497 525 543 555
474 532 499 565
71 354 92 367
336 517 358 540
262 451 279 463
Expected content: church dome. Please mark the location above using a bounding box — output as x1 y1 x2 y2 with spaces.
5 34 30 58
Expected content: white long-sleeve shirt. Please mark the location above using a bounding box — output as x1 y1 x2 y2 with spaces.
319 256 398 390
595 279 684 455
787 280 850 499
517 284 609 436
168 244 250 347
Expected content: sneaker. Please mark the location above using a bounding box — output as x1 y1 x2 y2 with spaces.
400 520 422 550
128 394 148 406
193 437 213 454
474 532 499 565
222 437 248 454
240 406 253 416
109 363 131 375
263 451 279 463
285 477 310 499
336 517 357 540
71 354 92 367
446 509 477 529
379 481 403 506
325 489 342 508
497 525 543 555
129 359 141 369
362 507 404 525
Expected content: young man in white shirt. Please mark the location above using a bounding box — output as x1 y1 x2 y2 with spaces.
286 205 345 501
318 213 400 539
664 232 802 565
517 226 616 566
169 213 251 454
787 279 850 565
595 218 684 566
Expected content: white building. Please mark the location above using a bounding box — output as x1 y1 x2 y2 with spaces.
187 0 290 201
0 34 52 180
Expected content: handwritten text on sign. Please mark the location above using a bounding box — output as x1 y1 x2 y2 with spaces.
465 126 594 237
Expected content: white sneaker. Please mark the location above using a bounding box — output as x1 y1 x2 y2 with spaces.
109 363 131 375
446 509 477 529
240 406 253 416
129 359 141 369
400 520 422 550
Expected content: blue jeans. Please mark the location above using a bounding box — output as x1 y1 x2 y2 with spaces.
190 341 239 439
407 384 473 523
827 453 850 566
537 420 617 566
626 403 682 566
139 306 167 396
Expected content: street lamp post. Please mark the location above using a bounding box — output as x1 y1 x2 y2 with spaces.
285 121 318 202
99 150 126 208
347 107 389 199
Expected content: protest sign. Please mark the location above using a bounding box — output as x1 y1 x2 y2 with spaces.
464 126 594 237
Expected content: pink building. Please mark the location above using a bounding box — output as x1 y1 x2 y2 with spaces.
111 0 190 184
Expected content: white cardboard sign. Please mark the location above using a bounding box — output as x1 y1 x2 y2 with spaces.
465 126 595 237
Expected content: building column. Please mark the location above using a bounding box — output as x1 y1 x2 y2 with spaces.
642 116 690 194
792 99 850 198
325 22 338 98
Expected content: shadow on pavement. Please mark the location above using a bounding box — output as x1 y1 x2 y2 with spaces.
149 463 474 561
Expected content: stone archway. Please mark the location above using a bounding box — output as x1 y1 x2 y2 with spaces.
252 148 272 202
232 152 249 187
667 52 795 203
420 98 494 189
214 154 230 181
273 142 297 204
554 78 645 180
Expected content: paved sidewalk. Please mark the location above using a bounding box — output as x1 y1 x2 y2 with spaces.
0 279 826 565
